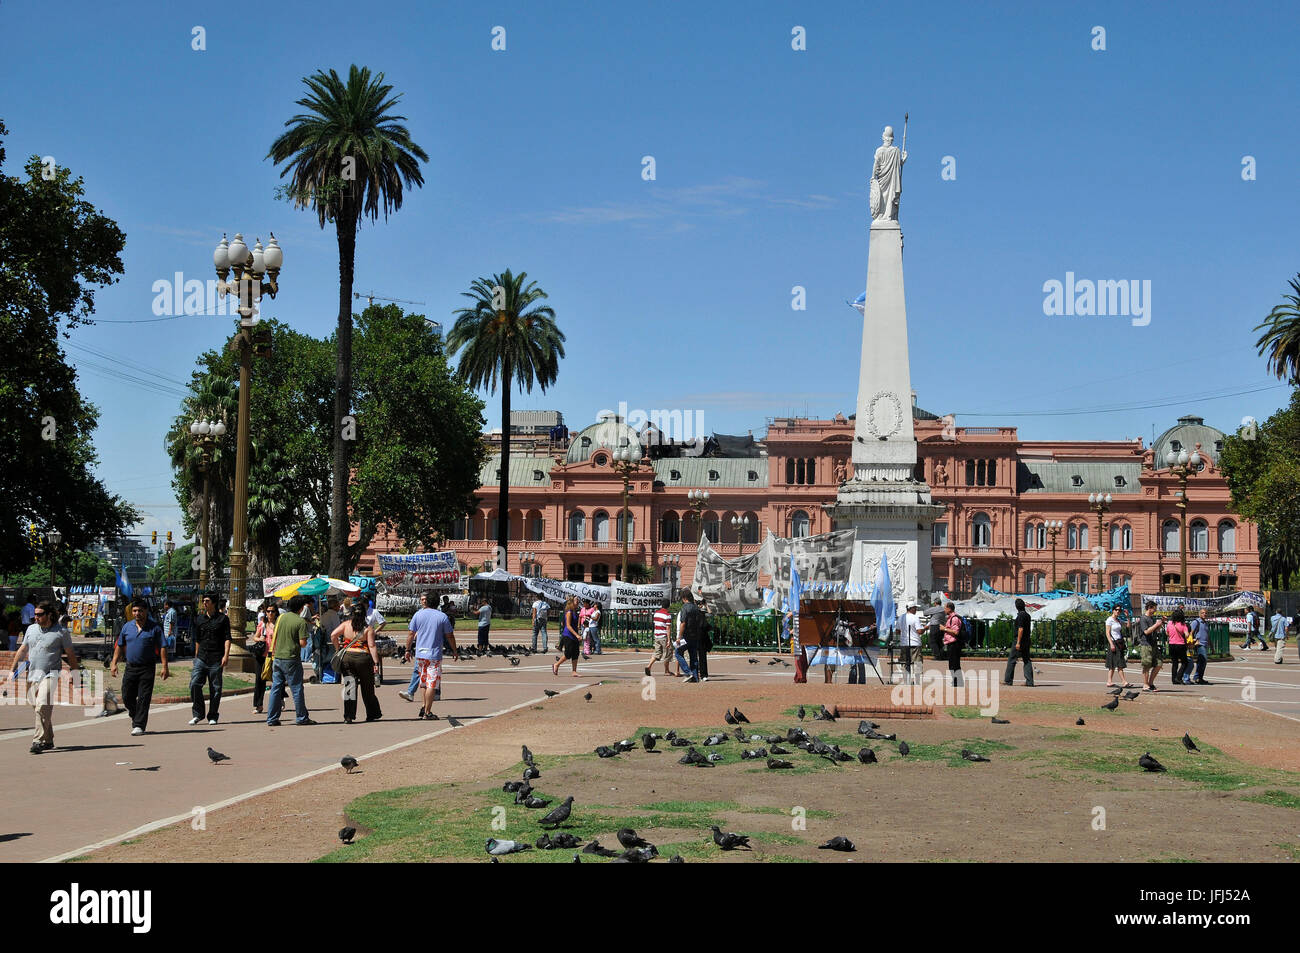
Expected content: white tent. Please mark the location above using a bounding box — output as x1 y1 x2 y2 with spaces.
471 568 516 582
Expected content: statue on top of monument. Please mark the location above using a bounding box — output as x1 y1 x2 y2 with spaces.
869 121 907 222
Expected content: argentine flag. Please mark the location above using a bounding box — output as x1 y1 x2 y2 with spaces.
871 557 896 638
847 291 866 315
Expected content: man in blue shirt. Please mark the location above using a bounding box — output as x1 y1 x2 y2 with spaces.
1271 607 1292 665
110 598 170 735
406 590 458 719
162 599 179 654
1186 608 1212 685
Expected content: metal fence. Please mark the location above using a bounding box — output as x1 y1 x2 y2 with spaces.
935 618 1231 660
603 608 782 653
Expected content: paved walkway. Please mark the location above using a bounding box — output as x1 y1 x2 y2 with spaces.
2 648 1296 862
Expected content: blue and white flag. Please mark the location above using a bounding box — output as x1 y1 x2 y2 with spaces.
871 557 896 637
115 568 133 600
847 291 866 315
789 553 803 611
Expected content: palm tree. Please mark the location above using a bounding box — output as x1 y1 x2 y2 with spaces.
267 64 428 578
1255 274 1300 385
447 271 565 563
167 374 237 574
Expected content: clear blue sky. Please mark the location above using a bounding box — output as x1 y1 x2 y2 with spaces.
3 0 1296 543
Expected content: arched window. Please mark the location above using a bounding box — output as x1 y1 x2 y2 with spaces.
592 511 609 543
703 512 721 542
1068 523 1088 550
976 460 986 487
987 459 996 485
965 460 976 486
1189 519 1209 554
785 458 795 485
616 510 634 542
567 563 585 582
1110 572 1132 588
1025 522 1040 549
1025 571 1046 592
1217 520 1236 554
1111 523 1132 551
1162 572 1181 589
972 512 991 548
1190 573 1210 591
806 458 816 484
660 514 681 543
791 510 810 538
741 512 760 544
591 563 610 585
1162 519 1180 553
567 511 586 542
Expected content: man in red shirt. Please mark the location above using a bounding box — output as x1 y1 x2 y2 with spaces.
646 598 677 677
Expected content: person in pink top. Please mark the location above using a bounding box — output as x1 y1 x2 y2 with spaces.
941 602 964 687
1165 606 1191 686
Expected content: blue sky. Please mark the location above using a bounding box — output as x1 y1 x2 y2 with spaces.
3 0 1297 542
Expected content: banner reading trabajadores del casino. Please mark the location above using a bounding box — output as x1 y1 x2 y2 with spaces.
378 551 461 594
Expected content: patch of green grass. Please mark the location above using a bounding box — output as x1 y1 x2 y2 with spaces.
902 738 1017 767
947 706 985 719
1151 856 1201 863
764 854 816 863
1011 700 1126 717
919 857 980 863
750 831 803 846
1045 732 1084 742
1275 843 1300 860
63 855 92 863
1242 790 1300 810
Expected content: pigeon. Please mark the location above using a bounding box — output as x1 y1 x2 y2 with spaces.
769 659 780 666
1139 752 1166 772
724 709 738 724
665 729 678 740
770 744 792 755
1182 733 1199 752
1102 697 1120 711
584 692 593 702
797 705 806 721
522 765 541 780
670 737 694 747
961 749 990 762
814 707 837 722
617 828 651 849
1123 690 1141 701
340 756 358 773
732 707 750 723
770 734 791 745
811 736 830 755
207 747 230 765
1076 718 1086 726
509 656 520 666
550 832 582 849
748 658 759 664
572 854 581 863
857 720 877 735
543 690 559 698
702 734 727 747
619 846 658 863
786 727 810 743
818 836 856 851
678 747 707 766
857 747 877 764
668 855 684 863
448 716 464 727
1107 688 1122 696
594 746 619 759
338 827 356 844
706 753 724 762
833 749 853 762
642 734 657 752
536 832 555 849
540 796 574 828
710 825 752 850
582 840 620 858
898 741 911 757
740 748 768 760
767 758 794 769
613 739 637 752
734 727 748 743
523 795 552 809
522 745 535 765
781 660 791 667
485 838 531 855
513 783 534 804
796 741 815 752
990 717 1010 725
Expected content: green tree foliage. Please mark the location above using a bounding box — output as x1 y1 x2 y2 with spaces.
267 65 429 579
447 270 565 559
0 549 114 589
167 306 485 576
145 542 197 584
1220 389 1300 588
0 120 138 575
1255 275 1300 386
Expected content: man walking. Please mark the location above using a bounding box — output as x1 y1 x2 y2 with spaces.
1003 597 1035 686
648 597 677 677
1242 606 1266 651
408 590 458 719
1188 607 1212 684
110 598 170 736
531 595 550 654
677 591 708 683
1136 601 1164 692
898 602 922 685
1271 607 1292 664
189 593 231 725
8 601 79 754
267 594 315 726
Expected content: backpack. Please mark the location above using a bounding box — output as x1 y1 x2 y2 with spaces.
681 603 705 642
958 616 972 647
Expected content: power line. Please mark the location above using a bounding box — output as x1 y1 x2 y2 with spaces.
956 382 1286 418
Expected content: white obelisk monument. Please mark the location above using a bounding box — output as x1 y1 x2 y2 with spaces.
824 122 945 608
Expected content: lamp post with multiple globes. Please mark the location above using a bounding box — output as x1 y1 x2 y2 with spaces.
1087 492 1113 594
612 443 645 581
730 514 751 558
187 416 226 593
1045 520 1064 589
1165 443 1204 593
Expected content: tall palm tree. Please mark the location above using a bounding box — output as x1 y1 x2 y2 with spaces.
447 271 565 563
1255 274 1300 385
267 64 428 578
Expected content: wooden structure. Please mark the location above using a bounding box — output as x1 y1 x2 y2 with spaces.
797 599 877 647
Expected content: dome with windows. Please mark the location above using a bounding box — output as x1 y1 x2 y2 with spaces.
1151 414 1226 469
564 415 642 463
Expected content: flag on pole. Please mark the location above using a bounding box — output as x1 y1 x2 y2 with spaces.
847 291 866 315
871 556 896 638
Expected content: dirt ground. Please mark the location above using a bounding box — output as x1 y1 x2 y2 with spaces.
85 675 1300 863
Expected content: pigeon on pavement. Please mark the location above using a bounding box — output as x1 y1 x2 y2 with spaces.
748 658 758 664
539 796 574 828
207 747 230 765
768 659 780 666
543 690 559 698
1139 752 1167 772
1076 718 1086 726
1123 690 1141 701
340 756 358 773
1182 733 1199 752
818 836 856 851
709 826 752 850
990 717 1010 725
584 692 593 702
961 749 990 762
1102 697 1120 711
1107 688 1122 696
338 827 356 844
857 747 878 764
485 838 531 855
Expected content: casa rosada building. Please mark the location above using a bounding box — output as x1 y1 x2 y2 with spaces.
353 403 1257 598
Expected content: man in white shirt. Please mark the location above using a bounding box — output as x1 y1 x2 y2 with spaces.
531 597 550 653
901 602 922 684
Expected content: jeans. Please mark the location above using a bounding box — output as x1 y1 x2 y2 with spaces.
267 658 310 725
532 620 548 653
1004 646 1035 686
121 662 157 731
589 627 602 655
685 641 708 679
1191 647 1207 681
190 657 223 721
1243 630 1264 648
336 652 381 722
676 646 696 680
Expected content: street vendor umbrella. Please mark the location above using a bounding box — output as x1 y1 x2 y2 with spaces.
273 576 361 599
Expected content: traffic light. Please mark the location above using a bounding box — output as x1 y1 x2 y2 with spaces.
152 531 158 545
166 531 173 543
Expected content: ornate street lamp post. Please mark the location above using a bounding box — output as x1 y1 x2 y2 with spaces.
1165 443 1203 593
663 552 681 601
1045 520 1064 589
686 488 710 539
212 231 282 667
955 556 972 597
730 514 751 557
1087 492 1112 594
612 443 645 581
1217 562 1237 594
47 530 62 591
187 416 226 592
165 538 176 588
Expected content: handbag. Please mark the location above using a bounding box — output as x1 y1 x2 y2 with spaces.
260 652 273 681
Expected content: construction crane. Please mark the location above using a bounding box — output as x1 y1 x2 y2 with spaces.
353 291 442 335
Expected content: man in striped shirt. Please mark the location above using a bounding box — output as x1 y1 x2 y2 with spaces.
646 598 678 678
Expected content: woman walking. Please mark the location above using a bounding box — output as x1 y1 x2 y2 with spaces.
1105 605 1133 688
1165 607 1190 687
249 600 277 714
331 609 382 723
554 597 582 677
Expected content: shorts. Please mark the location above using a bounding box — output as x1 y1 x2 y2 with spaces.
1139 643 1161 668
1106 640 1127 669
417 659 442 692
653 637 670 662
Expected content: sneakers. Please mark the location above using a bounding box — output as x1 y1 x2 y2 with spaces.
398 691 413 702
417 709 426 720
30 743 42 755
207 719 218 725
701 677 709 682
131 726 144 736
296 718 317 726
188 716 202 725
